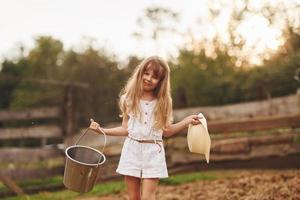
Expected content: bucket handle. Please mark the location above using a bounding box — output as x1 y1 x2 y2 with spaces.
75 127 107 155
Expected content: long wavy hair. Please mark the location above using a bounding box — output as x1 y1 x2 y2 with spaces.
119 56 173 129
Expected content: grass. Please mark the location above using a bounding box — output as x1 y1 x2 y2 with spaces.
4 181 125 200
0 176 63 193
161 171 217 185
3 171 229 200
0 158 64 170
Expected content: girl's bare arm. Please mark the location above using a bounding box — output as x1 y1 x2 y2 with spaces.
163 115 200 137
90 117 128 136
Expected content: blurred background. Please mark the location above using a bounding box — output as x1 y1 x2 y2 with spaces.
0 0 299 199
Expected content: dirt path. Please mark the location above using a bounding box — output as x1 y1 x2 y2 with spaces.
77 170 300 200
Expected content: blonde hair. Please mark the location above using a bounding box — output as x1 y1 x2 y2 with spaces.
119 56 173 129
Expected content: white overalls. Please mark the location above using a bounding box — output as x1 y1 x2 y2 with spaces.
116 99 168 178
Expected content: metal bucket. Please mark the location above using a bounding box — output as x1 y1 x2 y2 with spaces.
63 128 106 193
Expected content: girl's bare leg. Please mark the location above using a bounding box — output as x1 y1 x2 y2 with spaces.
141 178 159 200
125 175 141 200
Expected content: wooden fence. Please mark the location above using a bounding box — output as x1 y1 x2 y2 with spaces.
91 93 300 180
0 107 64 180
165 93 300 172
1 93 300 196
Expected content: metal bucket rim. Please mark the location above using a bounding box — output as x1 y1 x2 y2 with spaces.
65 145 106 167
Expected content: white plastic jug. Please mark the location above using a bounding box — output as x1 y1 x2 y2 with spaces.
187 113 211 163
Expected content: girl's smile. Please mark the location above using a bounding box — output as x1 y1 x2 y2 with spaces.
142 70 160 92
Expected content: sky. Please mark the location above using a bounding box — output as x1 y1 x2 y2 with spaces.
0 0 298 64
0 0 205 61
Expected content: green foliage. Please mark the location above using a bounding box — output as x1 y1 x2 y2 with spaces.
171 30 300 107
171 47 239 107
0 59 29 108
60 48 128 125
239 31 300 101
8 36 65 108
0 36 129 128
0 29 299 129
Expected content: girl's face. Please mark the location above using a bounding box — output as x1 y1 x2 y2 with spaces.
142 69 161 92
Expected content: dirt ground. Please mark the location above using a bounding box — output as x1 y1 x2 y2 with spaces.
78 170 300 200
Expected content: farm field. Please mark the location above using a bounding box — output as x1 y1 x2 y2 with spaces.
77 169 300 200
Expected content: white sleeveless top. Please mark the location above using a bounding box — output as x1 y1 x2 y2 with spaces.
127 99 163 141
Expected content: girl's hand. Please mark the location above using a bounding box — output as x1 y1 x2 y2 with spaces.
184 115 202 126
89 119 101 133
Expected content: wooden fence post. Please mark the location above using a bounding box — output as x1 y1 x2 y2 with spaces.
297 89 300 114
0 174 25 196
65 85 75 136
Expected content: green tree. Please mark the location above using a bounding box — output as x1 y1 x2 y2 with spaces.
10 36 65 108
60 47 128 125
0 58 29 108
172 44 238 107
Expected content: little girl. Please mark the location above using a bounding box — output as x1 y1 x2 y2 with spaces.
90 56 200 200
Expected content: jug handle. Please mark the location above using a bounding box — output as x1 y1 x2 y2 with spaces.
75 127 107 154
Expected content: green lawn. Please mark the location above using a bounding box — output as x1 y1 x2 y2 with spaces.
0 176 63 194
